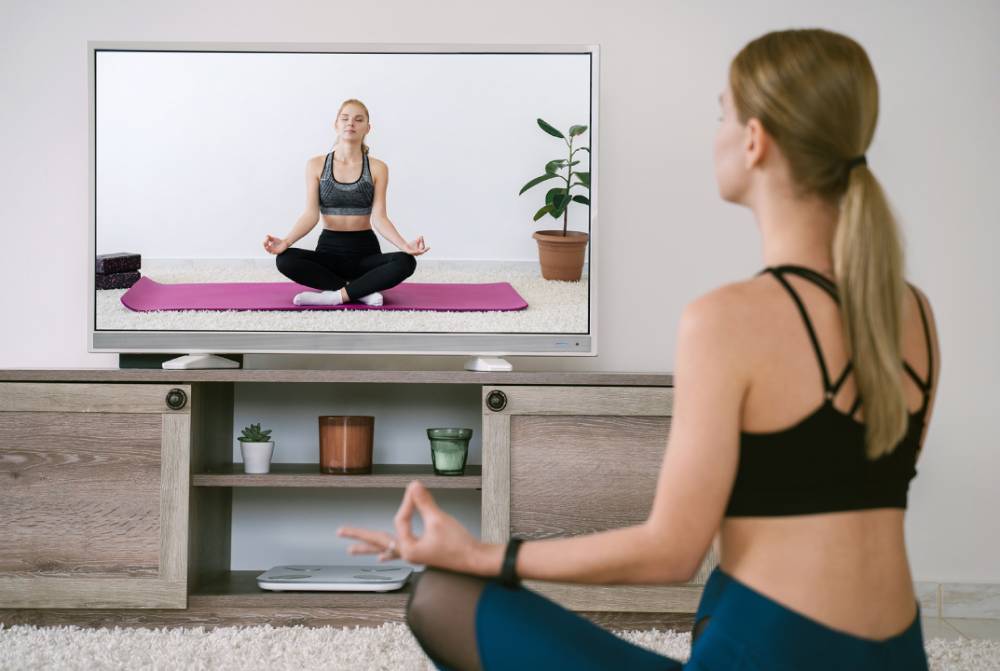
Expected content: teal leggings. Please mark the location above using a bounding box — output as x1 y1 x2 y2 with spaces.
465 567 928 670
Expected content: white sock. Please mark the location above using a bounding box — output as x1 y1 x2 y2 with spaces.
357 292 383 306
293 290 344 306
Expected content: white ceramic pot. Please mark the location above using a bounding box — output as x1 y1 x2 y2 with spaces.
240 441 274 474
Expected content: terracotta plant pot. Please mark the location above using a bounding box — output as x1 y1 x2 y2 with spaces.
532 230 590 281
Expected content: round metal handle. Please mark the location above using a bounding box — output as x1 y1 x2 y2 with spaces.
486 389 507 412
165 388 188 410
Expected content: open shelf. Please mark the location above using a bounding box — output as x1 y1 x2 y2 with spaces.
193 463 482 489
188 570 413 608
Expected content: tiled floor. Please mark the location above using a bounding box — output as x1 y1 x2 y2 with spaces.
922 617 1000 640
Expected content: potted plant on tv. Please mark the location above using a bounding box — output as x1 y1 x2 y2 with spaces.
238 422 274 474
518 119 591 281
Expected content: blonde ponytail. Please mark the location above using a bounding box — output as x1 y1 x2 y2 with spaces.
834 164 908 458
731 29 910 458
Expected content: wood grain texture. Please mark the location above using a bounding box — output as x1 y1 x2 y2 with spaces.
0 578 186 609
0 412 162 577
0 606 410 629
0 382 191 414
510 415 669 537
160 413 189 587
487 386 673 416
0 370 673 387
0 383 191 608
192 464 482 489
481 413 511 544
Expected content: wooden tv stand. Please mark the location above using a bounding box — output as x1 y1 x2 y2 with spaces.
0 368 713 630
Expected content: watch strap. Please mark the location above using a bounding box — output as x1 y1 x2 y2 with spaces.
499 537 524 589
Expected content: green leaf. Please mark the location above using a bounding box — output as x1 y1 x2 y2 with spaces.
570 181 589 190
572 146 591 155
519 173 560 195
545 187 568 205
572 195 590 205
537 118 565 139
576 172 590 187
551 193 571 215
569 125 588 137
545 160 566 175
533 204 554 221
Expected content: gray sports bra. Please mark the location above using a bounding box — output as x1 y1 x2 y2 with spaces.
319 150 375 216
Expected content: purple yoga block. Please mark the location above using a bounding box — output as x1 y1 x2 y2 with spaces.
96 253 141 274
96 271 141 290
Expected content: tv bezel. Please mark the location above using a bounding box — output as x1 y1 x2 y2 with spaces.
88 41 598 357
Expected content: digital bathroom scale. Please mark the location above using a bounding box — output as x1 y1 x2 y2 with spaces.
256 565 413 592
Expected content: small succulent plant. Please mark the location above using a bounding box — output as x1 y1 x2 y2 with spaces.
239 423 273 443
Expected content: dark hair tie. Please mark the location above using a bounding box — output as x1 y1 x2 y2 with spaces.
847 155 867 171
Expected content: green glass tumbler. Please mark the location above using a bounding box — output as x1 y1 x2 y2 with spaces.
427 428 472 475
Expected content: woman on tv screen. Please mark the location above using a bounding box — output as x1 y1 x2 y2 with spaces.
263 98 430 306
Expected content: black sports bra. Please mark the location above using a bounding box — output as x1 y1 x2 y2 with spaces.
318 150 375 216
724 265 933 517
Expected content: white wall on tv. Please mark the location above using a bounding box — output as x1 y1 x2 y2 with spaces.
95 50 592 261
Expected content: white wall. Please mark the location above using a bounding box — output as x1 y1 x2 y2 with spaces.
1 0 997 583
95 51 591 260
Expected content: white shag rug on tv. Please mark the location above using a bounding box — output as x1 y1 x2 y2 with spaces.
2 623 999 670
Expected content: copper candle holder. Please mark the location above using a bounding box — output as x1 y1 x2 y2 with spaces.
319 416 374 474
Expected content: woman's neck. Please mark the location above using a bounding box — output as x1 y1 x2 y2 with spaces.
753 189 839 276
335 144 364 162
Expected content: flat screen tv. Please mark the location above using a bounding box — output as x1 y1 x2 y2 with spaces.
88 42 598 362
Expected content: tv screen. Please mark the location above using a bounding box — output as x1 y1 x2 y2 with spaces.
89 43 597 356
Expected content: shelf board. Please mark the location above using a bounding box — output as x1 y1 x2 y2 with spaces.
189 570 413 608
0 368 673 386
192 463 481 489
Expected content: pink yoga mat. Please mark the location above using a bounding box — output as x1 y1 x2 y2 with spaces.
120 277 529 312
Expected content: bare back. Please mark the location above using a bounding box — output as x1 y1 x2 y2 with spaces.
719 271 940 641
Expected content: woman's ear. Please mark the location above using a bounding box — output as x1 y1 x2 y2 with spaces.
743 118 768 170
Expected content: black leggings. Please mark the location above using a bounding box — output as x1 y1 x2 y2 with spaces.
276 228 417 300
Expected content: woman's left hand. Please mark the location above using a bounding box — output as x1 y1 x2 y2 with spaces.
403 236 430 256
337 481 498 576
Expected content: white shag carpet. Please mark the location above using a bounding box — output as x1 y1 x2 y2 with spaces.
95 259 589 334
2 623 998 670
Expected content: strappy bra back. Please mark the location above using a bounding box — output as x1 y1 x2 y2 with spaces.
319 150 375 216
724 265 934 517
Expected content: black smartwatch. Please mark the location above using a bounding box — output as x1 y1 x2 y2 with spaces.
498 537 524 589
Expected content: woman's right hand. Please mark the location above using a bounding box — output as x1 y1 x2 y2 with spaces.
263 234 289 255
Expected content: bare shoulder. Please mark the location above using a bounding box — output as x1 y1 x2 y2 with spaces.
369 156 388 174
306 154 326 176
683 277 765 328
680 279 764 354
673 279 765 394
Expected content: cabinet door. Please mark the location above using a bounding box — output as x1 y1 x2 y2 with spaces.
481 385 717 613
0 383 189 608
